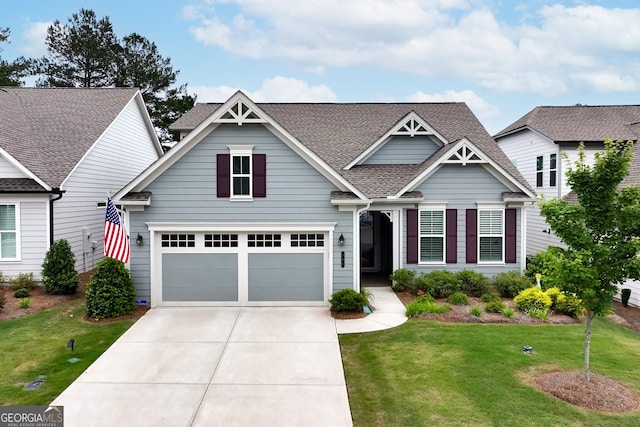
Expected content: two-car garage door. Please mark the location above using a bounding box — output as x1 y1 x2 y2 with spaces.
154 228 331 306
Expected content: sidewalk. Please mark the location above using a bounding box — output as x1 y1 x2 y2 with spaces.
335 287 407 334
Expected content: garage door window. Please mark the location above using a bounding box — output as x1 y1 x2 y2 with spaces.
205 233 239 248
248 234 281 247
291 233 324 247
161 234 195 248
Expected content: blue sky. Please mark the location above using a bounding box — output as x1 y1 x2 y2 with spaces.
2 0 640 134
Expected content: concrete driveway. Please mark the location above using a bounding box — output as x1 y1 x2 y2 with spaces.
52 307 353 427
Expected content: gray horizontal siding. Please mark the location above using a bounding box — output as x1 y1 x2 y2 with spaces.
365 136 440 164
130 124 354 298
56 98 159 274
402 163 522 276
0 198 49 280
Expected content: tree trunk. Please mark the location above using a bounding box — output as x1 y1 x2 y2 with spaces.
583 310 592 382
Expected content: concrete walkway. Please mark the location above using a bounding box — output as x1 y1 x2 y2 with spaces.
51 287 407 427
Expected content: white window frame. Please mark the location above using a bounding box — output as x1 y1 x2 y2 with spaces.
228 145 254 201
418 205 446 264
477 207 504 264
535 155 544 187
549 153 557 187
0 202 20 261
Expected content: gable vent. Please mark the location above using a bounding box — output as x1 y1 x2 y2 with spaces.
393 118 432 137
445 145 484 166
217 100 266 126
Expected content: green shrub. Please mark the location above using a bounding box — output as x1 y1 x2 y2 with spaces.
18 298 30 309
389 268 416 292
455 269 491 297
480 291 502 303
13 288 30 298
330 289 368 312
544 287 562 310
524 247 564 287
493 271 531 298
42 239 79 295
86 258 136 319
447 291 469 305
484 300 507 313
469 306 482 317
526 307 549 321
514 287 552 312
406 300 451 317
415 270 461 298
502 307 515 318
413 294 436 304
8 273 37 291
556 293 584 318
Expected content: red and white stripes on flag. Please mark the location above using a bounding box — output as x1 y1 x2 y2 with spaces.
104 196 130 263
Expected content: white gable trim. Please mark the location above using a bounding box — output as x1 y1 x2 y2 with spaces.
344 111 449 169
0 147 51 191
61 91 162 189
114 91 367 202
395 138 536 199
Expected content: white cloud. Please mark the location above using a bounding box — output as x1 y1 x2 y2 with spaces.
407 89 499 119
21 21 50 56
184 1 640 95
190 77 337 102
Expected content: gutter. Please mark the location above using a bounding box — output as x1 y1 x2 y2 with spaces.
49 188 65 245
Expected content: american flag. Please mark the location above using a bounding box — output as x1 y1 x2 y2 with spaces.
104 196 130 263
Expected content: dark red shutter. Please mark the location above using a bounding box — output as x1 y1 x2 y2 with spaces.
446 209 457 263
217 154 230 198
505 208 517 263
407 209 418 264
466 209 477 263
253 154 266 198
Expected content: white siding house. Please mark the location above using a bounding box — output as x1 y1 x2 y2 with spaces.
0 87 162 279
495 105 640 307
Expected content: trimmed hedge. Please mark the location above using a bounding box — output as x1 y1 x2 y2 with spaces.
85 258 135 319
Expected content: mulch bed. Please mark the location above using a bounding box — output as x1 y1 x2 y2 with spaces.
334 289 640 413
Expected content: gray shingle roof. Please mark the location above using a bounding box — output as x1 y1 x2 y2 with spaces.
494 105 640 142
173 102 533 198
0 178 48 192
0 87 139 188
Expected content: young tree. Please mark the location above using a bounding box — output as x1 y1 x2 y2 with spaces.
0 27 32 86
539 139 640 382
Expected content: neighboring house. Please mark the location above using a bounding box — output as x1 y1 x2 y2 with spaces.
495 105 640 306
0 87 162 280
114 91 535 307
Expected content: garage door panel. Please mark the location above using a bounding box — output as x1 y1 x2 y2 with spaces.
162 254 238 301
248 253 324 302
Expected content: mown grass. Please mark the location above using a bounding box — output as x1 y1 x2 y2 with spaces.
340 317 640 427
0 298 134 405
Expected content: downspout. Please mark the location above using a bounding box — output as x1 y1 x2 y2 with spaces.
49 188 65 245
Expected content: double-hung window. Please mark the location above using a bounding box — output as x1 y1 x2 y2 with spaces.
419 209 445 263
229 145 254 200
536 156 544 187
0 204 17 259
478 209 503 263
549 153 557 187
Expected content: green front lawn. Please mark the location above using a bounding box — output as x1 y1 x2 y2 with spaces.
341 318 640 427
0 298 134 406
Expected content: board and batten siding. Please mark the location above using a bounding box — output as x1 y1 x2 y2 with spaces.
55 96 160 273
129 124 353 301
0 197 49 280
365 135 440 164
402 163 522 276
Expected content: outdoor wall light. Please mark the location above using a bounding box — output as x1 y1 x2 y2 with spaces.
136 233 144 246
338 233 345 246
